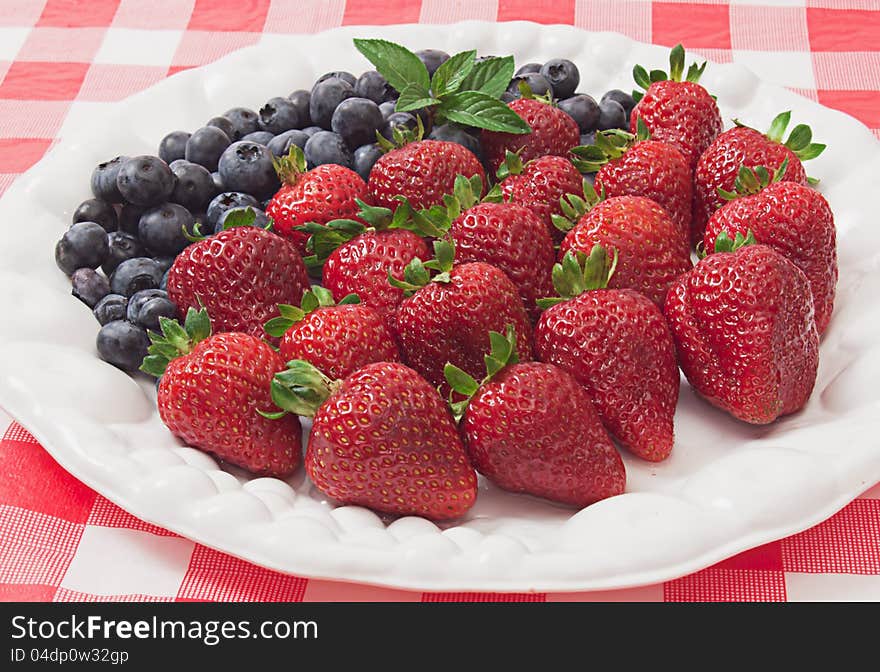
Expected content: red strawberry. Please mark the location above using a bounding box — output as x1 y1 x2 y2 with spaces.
393 241 533 392
269 360 477 520
665 235 819 424
265 146 370 256
692 112 825 243
497 153 584 242
445 328 624 507
141 308 302 477
557 191 691 307
481 97 580 175
703 168 837 334
534 247 679 462
629 44 722 169
573 127 692 245
368 139 485 212
165 226 309 339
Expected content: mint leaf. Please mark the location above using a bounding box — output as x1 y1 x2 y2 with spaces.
439 91 530 133
431 50 476 97
396 83 440 112
353 38 429 93
459 56 514 98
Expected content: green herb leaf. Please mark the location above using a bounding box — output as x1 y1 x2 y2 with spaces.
458 56 515 98
353 38 429 93
396 83 440 112
431 49 476 97
439 91 531 133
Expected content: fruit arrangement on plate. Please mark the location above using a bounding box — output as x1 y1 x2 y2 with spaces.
52 39 836 523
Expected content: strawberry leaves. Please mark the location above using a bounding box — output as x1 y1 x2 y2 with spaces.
263 287 361 338
632 43 708 102
536 246 618 309
738 111 827 162
139 306 212 378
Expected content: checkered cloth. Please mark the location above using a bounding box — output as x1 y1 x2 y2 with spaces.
1 0 878 602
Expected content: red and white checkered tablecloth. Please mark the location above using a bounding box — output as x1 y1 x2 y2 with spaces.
1 0 879 603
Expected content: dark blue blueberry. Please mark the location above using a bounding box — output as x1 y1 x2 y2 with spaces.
138 203 193 256
353 143 383 182
507 73 553 99
211 171 224 192
428 123 481 157
116 156 176 207
242 131 275 145
540 59 579 99
288 89 311 127
96 320 150 371
304 131 353 169
415 49 449 76
601 89 636 117
102 231 145 275
169 159 188 170
580 131 596 147
118 204 145 236
170 161 217 213
134 297 178 331
316 71 356 87
73 198 117 233
381 112 417 142
126 288 168 323
558 94 600 133
332 97 384 148
217 141 280 200
309 77 355 130
159 268 170 291
515 63 543 76
71 268 110 308
222 107 260 140
258 96 303 134
185 126 231 172
597 99 627 131
158 131 191 164
215 206 269 234
206 191 261 229
93 294 128 326
90 156 128 203
302 125 323 137
500 91 516 104
268 129 309 158
355 70 396 104
379 101 396 121
206 116 236 140
153 256 175 273
55 222 109 275
109 257 164 296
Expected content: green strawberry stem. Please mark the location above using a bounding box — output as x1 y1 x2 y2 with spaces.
735 111 827 162
569 127 644 172
535 245 618 309
716 158 789 201
273 145 308 185
184 207 272 243
376 115 426 152
551 179 603 234
387 239 455 295
139 306 212 378
261 360 342 419
495 150 524 181
444 324 519 422
263 286 360 338
713 229 757 254
632 43 707 102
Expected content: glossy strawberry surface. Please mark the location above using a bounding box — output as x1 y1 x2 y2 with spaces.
306 362 477 520
158 332 302 477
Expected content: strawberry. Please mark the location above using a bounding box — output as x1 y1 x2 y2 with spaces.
572 125 692 245
393 240 533 392
141 308 302 477
265 146 370 256
445 327 625 507
702 165 837 334
264 286 400 381
268 360 477 520
629 44 722 169
534 247 679 462
497 153 584 242
665 234 819 424
481 97 580 175
692 112 825 243
165 225 309 340
556 189 691 307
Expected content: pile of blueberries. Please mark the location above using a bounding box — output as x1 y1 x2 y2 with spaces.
54 48 634 373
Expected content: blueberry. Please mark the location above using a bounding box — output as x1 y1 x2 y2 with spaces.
126 288 169 323
158 131 191 164
169 161 217 213
288 89 312 127
597 99 627 131
116 156 176 207
558 94 600 133
73 198 118 233
381 112 417 142
134 297 178 331
415 49 449 76
118 204 146 236
96 320 150 371
102 231 145 275
153 256 175 273
169 159 188 170
500 91 517 104
159 268 170 291
217 141 279 200
215 206 270 234
309 77 355 130
242 131 275 145
206 116 236 140
71 268 111 308
515 63 543 76
355 70 396 104
353 143 383 181
580 131 596 147
304 131 353 169
55 222 109 275
93 294 128 326
206 191 261 229
583 172 597 187
258 96 303 135
316 71 357 87
267 129 309 158
507 73 553 99
540 59 579 99
302 125 323 137
222 107 260 140
211 172 224 192
91 156 128 203
428 123 481 157
602 89 636 117
332 97 384 148
109 257 164 296
185 126 231 172
138 203 193 256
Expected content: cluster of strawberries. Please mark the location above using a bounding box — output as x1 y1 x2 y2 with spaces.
141 45 836 522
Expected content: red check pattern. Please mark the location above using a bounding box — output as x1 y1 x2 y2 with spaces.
1 0 879 602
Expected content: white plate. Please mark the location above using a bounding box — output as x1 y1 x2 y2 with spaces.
1 22 879 593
